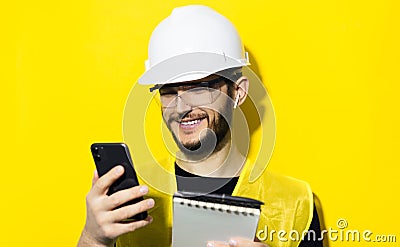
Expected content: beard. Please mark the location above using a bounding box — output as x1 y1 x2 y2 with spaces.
165 107 233 157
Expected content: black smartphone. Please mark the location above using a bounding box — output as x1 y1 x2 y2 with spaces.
90 143 148 221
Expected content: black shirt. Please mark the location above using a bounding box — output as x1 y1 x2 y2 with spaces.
175 163 323 247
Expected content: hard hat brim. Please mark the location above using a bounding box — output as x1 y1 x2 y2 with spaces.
137 52 249 85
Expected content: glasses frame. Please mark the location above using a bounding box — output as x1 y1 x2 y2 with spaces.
149 76 226 92
150 77 228 108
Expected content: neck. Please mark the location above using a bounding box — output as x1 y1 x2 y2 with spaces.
175 133 245 178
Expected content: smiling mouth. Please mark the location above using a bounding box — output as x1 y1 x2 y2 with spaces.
179 117 206 130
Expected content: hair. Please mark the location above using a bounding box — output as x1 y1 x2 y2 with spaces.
216 67 243 98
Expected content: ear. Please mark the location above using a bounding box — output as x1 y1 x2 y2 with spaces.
234 76 249 107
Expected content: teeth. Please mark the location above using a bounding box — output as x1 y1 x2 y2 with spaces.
181 119 201 125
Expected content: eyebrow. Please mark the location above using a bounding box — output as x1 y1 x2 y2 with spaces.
149 77 224 92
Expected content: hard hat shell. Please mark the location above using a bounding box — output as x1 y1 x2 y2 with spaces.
138 5 250 85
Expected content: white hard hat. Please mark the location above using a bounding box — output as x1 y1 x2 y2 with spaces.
138 5 250 85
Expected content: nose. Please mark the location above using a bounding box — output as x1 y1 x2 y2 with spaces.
176 92 191 114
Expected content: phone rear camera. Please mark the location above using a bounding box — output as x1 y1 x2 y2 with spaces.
93 146 99 154
94 154 101 161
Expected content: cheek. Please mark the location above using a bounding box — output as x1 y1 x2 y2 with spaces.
201 109 218 126
162 113 176 132
162 109 173 123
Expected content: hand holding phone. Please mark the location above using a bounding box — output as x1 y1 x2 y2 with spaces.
78 163 154 247
91 143 148 221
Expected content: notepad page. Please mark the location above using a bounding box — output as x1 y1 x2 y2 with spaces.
172 198 260 247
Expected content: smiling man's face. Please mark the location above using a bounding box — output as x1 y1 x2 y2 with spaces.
160 75 235 154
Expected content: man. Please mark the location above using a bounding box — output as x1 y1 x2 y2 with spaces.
78 5 322 247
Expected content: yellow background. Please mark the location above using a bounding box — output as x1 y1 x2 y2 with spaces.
2 0 399 246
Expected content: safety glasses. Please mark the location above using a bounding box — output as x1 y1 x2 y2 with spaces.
150 77 227 108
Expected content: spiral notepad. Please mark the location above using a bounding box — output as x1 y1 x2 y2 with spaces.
172 192 263 247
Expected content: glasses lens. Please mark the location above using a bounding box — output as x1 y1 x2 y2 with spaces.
159 86 177 107
160 94 176 107
180 86 220 106
158 78 224 107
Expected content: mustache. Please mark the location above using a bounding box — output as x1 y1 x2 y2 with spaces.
166 110 208 124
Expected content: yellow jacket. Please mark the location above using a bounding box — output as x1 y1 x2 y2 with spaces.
116 157 313 247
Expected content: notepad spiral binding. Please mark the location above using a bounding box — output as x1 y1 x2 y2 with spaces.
173 196 261 216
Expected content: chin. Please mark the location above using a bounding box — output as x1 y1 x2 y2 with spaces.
180 140 201 151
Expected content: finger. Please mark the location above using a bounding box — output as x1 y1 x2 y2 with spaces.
92 165 124 195
106 185 149 210
110 198 155 222
112 216 153 236
228 238 270 247
91 169 99 187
